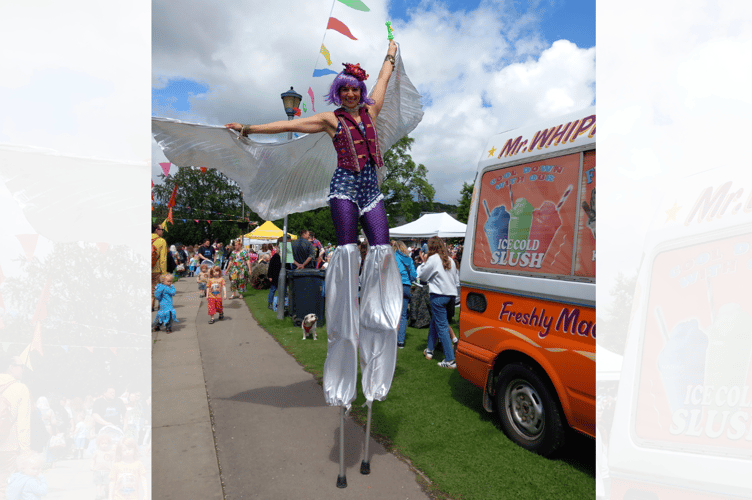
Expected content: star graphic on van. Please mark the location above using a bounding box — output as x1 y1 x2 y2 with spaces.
665 201 681 222
488 146 497 157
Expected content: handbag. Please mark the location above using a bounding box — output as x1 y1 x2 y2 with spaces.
176 264 185 272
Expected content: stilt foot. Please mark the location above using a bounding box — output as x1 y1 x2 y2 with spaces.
360 460 370 475
336 475 347 488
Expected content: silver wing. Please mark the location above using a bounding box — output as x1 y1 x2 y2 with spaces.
152 45 423 222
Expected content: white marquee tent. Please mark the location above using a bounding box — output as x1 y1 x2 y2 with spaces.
389 212 467 239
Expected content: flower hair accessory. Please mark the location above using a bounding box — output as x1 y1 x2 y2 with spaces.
342 63 369 81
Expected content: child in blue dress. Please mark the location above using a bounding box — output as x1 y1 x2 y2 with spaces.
152 274 177 334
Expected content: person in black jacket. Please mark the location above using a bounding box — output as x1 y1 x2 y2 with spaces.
266 237 282 309
267 238 282 310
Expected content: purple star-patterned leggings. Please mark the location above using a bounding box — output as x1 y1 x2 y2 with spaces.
329 197 390 246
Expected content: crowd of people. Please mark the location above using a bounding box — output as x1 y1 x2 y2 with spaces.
0 353 150 500
151 222 463 367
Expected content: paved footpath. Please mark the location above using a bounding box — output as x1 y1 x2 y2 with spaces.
152 276 431 500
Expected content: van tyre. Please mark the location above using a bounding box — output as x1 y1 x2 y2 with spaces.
495 362 565 456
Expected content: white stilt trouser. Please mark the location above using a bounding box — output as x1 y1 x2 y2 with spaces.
323 244 401 409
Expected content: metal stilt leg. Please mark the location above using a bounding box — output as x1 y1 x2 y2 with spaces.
360 401 372 474
337 406 347 488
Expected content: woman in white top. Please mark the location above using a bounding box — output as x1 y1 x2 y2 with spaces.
417 236 460 368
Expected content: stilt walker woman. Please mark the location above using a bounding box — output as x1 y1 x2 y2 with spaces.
225 39 403 487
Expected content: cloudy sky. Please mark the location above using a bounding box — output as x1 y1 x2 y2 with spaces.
151 0 595 205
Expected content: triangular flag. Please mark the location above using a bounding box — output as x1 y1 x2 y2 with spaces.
85 346 94 353
160 162 171 177
313 68 338 78
61 345 69 352
337 0 370 11
327 17 357 40
162 217 170 230
194 219 199 223
167 207 174 224
167 184 178 208
18 344 33 370
308 87 316 113
110 347 118 356
96 242 109 254
320 44 332 66
15 234 39 261
31 322 43 355
31 278 52 324
200 167 207 173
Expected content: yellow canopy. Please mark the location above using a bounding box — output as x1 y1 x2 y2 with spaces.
244 221 297 240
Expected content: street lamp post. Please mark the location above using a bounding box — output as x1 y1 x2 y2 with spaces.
277 86 302 320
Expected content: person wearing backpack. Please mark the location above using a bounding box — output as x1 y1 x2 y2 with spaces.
0 355 31 500
151 224 167 312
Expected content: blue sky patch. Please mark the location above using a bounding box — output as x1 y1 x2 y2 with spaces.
152 78 209 114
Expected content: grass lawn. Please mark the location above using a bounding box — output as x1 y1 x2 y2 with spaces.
243 287 594 500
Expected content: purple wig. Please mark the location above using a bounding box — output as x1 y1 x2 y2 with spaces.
325 70 375 107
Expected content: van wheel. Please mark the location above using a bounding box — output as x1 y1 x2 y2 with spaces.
495 363 565 456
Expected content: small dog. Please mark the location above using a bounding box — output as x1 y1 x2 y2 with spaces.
301 314 318 340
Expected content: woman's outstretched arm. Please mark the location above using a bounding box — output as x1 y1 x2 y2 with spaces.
368 39 398 119
225 111 338 138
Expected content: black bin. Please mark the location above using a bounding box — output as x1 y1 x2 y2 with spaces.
288 268 326 327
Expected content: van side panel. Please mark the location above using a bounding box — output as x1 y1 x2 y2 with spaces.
459 285 595 437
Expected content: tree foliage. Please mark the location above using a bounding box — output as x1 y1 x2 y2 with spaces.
456 181 474 224
1 242 150 397
381 136 435 225
152 167 257 246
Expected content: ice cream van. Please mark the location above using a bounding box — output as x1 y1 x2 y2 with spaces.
606 169 752 499
457 107 595 456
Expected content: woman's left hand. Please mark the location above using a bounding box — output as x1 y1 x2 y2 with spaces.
388 39 397 56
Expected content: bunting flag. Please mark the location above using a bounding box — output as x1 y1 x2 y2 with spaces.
200 167 207 173
31 322 43 356
337 0 370 11
167 207 174 224
161 217 169 231
160 162 171 177
320 44 332 65
308 87 316 112
15 234 39 262
18 344 33 370
85 346 94 353
31 278 51 325
327 17 357 40
313 68 338 77
96 242 109 254
151 180 154 201
167 184 178 208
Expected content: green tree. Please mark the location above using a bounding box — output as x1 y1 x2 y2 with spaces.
381 136 435 225
152 167 257 246
274 206 337 246
1 242 150 396
456 181 474 224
